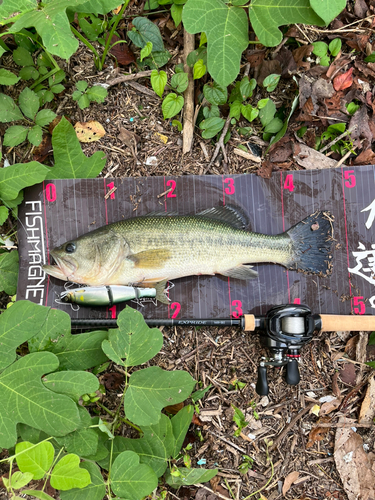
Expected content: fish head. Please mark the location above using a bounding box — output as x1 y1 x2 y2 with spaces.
43 228 128 285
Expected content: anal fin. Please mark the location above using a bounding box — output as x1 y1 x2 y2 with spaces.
221 265 258 280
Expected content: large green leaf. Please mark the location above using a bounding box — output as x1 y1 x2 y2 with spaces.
0 161 48 200
310 0 346 24
50 453 91 490
0 0 37 20
119 414 175 477
102 307 163 368
60 462 106 500
55 406 99 457
19 87 40 120
0 352 80 448
183 0 248 86
171 405 193 458
0 93 23 122
28 308 71 352
127 17 164 51
0 251 19 295
42 371 99 402
249 0 325 47
73 0 122 14
111 451 158 500
0 300 50 371
16 440 55 480
125 366 195 426
48 329 109 370
166 467 218 486
45 117 106 179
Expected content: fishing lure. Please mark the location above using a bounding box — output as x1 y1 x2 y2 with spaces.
60 285 157 307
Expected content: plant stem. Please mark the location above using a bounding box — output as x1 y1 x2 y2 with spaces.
242 442 274 499
96 401 141 432
99 0 131 70
70 25 100 63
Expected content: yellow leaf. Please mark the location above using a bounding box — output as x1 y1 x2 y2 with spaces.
310 404 320 416
153 132 168 144
74 121 106 143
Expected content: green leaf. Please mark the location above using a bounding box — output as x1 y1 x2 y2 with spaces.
50 83 65 94
171 405 193 458
19 66 39 80
151 69 167 98
0 352 80 448
118 414 175 477
42 371 99 402
171 3 183 26
193 59 206 79
0 161 48 200
191 385 212 403
140 41 153 61
3 125 29 147
239 76 256 100
259 98 276 127
187 46 207 67
264 117 283 134
127 17 164 51
365 52 375 63
28 124 43 146
0 93 23 122
38 89 54 105
203 82 227 105
172 119 183 131
48 329 109 371
28 308 70 352
166 467 218 486
310 0 346 25
35 109 57 127
0 69 20 86
73 0 123 15
76 81 88 92
125 366 195 426
50 454 91 491
369 332 375 345
241 104 258 122
19 87 40 119
111 451 158 500
86 85 108 103
249 0 326 46
0 300 50 371
183 0 248 86
77 94 91 109
171 72 189 93
45 117 106 179
7 471 33 489
78 14 105 41
313 41 328 58
102 307 163 368
229 100 241 120
26 491 55 500
346 102 360 115
162 93 184 119
13 46 34 66
55 406 99 457
329 38 341 57
199 116 225 139
263 73 281 92
0 206 9 225
49 69 66 85
16 440 55 480
319 55 330 66
0 251 19 295
60 462 106 500
141 50 171 69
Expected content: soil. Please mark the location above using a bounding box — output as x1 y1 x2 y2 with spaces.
1 1 375 499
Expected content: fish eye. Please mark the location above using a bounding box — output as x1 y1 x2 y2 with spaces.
65 243 76 254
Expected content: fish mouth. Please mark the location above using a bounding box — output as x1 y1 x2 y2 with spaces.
43 252 77 281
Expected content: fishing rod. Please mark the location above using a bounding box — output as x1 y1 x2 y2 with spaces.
70 302 375 396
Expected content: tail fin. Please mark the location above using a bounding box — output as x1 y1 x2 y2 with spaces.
287 211 333 276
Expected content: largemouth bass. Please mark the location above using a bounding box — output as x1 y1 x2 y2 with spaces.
43 206 333 304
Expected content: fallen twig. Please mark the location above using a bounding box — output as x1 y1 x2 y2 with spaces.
270 403 315 451
182 29 195 154
206 114 231 171
106 70 153 87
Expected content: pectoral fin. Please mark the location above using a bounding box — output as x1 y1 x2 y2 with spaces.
128 249 171 269
221 265 258 280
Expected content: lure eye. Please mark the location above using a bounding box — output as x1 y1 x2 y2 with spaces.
65 243 76 254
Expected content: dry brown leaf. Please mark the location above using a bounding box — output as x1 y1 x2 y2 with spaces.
334 417 375 500
326 55 352 79
256 59 282 86
306 417 331 448
332 371 341 398
164 402 184 414
339 363 356 386
245 49 266 67
345 334 359 359
282 471 300 496
33 133 52 163
192 413 203 426
293 144 338 170
74 121 106 143
257 160 273 179
320 397 342 416
354 0 368 18
333 68 354 91
109 34 136 66
118 127 141 148
101 372 124 391
292 45 313 69
358 375 375 423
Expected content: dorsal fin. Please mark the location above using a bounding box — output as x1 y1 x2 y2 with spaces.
197 205 250 230
144 211 179 217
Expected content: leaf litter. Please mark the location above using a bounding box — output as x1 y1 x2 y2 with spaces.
2 2 375 500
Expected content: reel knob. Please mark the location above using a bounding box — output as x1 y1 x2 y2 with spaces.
256 364 269 396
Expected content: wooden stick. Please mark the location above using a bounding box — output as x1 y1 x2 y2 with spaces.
182 29 195 154
106 70 153 88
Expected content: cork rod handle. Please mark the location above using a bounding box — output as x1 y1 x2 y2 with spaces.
319 314 375 332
